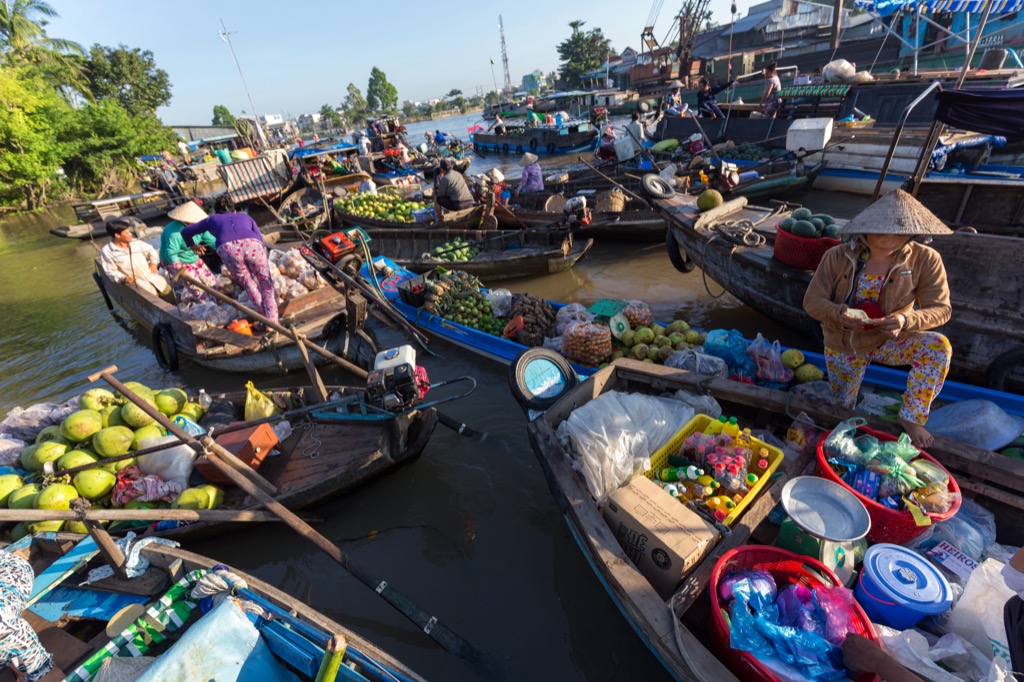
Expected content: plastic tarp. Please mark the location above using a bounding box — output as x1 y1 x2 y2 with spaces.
935 89 1024 140
218 150 292 204
138 599 301 682
288 142 357 160
932 134 1006 169
854 0 1024 16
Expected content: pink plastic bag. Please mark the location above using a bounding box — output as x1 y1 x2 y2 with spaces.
746 333 794 384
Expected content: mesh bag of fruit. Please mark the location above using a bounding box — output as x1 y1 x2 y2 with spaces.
621 300 653 328
562 322 612 367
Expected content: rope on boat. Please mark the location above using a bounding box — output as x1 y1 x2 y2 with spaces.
81 531 179 585
698 218 774 300
298 417 322 459
191 565 272 619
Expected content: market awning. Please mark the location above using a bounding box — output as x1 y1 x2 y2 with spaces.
854 0 1024 16
935 88 1024 139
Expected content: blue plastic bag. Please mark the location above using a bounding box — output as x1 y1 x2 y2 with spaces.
703 329 756 379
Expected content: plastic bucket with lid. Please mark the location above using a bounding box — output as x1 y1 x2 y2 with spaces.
854 543 952 630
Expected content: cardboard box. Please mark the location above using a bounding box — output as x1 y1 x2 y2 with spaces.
603 476 719 599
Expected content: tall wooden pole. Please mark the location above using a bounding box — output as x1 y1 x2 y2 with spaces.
831 0 843 51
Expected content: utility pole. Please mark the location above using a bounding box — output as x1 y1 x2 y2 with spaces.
499 15 513 94
830 0 843 51
219 19 267 149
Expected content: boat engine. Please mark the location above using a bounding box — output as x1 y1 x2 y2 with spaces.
365 346 421 411
563 196 592 228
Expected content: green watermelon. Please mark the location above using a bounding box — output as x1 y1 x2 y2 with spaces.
779 217 795 231
790 220 818 238
810 218 825 232
791 207 813 221
811 213 835 226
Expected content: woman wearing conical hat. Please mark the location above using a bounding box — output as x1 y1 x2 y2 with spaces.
804 190 954 447
160 200 219 306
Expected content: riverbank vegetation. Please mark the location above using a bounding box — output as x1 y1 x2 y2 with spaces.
0 1 177 210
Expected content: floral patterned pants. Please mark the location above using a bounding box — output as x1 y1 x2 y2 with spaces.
164 260 218 306
217 238 278 323
825 331 952 425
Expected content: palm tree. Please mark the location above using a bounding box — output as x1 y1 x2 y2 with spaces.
0 0 86 96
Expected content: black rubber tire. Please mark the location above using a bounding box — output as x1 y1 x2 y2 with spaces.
986 346 1024 391
665 230 696 273
152 323 179 371
508 348 579 412
529 139 539 152
642 174 675 200
515 145 524 155
638 101 651 113
502 143 509 155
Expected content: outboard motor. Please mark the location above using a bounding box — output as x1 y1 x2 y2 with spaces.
365 346 422 411
563 196 592 228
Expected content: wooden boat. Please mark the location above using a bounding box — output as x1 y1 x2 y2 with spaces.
92 232 378 374
494 192 667 243
526 359 1024 681
49 192 181 239
289 144 372 198
412 155 471 178
657 192 1024 392
277 186 330 231
7 532 426 681
365 257 1024 415
471 121 599 156
913 172 1024 236
361 225 593 281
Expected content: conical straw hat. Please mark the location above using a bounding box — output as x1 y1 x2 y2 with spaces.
839 189 952 236
167 200 208 225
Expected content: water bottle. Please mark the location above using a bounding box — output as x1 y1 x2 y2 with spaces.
197 389 212 411
657 465 703 482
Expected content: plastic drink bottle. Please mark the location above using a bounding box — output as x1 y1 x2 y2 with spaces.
657 465 703 482
707 495 735 512
704 416 728 435
682 482 714 501
697 474 720 492
197 389 212 411
656 482 681 498
723 416 741 438
748 448 771 477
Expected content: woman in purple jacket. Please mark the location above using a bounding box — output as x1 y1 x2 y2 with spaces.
180 208 278 323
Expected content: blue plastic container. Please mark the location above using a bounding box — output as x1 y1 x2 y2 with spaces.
854 543 952 629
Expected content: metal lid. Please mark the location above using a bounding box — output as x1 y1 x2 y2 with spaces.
781 476 872 542
862 543 953 612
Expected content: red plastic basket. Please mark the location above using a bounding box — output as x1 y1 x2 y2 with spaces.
773 225 840 270
709 545 880 682
815 426 961 544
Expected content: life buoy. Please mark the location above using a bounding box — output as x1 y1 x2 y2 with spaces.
666 231 696 274
502 143 509 154
151 323 179 371
529 139 539 152
507 348 579 412
515 145 524 155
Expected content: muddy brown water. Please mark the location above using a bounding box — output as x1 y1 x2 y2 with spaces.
0 141 868 679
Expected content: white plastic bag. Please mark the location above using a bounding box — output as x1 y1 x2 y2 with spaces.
137 435 197 490
876 624 996 682
946 558 1015 667
542 336 563 353
556 390 695 502
0 438 27 468
669 389 722 419
485 289 512 317
664 349 728 377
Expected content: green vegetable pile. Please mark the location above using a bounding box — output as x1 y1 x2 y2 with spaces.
335 193 429 223
779 207 841 239
430 237 480 262
421 270 504 335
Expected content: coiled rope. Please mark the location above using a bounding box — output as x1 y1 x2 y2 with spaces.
191 565 271 619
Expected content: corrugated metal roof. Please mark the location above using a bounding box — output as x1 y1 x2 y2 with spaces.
731 8 777 33
171 125 239 143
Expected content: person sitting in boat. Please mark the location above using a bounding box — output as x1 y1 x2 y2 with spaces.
514 152 543 197
357 133 372 156
526 105 542 127
662 80 685 116
697 76 735 119
157 164 185 199
489 114 506 135
160 200 219 306
759 62 782 118
433 159 475 213
597 126 618 160
99 217 173 301
358 176 378 195
180 204 279 324
803 190 954 448
434 130 449 145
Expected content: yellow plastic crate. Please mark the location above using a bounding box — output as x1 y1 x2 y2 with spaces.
644 414 784 527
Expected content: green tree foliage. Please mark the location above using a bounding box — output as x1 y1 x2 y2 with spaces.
342 82 368 120
60 99 177 197
366 67 398 114
401 101 419 119
0 66 67 208
318 104 343 129
85 44 171 115
212 104 236 126
446 88 462 98
556 21 612 89
0 0 86 97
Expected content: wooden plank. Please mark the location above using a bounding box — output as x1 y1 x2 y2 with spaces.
85 521 128 580
28 585 148 623
85 566 169 597
24 611 89 672
259 618 323 678
192 326 263 351
28 536 99 605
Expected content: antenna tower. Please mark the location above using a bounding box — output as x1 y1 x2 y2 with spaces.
499 15 513 94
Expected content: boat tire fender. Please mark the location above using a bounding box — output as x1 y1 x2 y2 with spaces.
665 231 696 273
528 139 538 152
515 145 524 155
642 174 674 200
985 346 1024 392
151 323 179 371
508 348 579 412
502 143 509 155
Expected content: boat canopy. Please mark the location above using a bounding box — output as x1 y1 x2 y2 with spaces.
854 0 1023 16
289 142 357 160
936 88 1024 138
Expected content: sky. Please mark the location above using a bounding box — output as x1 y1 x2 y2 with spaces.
46 0 734 124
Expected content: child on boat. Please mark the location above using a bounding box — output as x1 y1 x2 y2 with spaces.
803 190 954 448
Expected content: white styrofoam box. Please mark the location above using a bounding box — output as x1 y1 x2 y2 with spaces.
786 118 834 155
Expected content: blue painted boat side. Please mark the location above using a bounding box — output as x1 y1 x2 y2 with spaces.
366 257 1024 417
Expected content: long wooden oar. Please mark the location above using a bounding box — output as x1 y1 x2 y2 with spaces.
577 157 649 205
87 365 486 665
0 509 299 523
176 271 368 380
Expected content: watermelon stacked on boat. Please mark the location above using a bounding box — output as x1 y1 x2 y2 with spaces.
773 207 841 270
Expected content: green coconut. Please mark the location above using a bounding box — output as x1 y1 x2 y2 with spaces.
73 469 116 500
172 487 211 510
27 520 65 534
651 323 666 337
101 404 127 428
131 424 166 450
112 456 137 472
180 402 205 420
632 343 650 361
666 320 690 334
118 382 153 401
8 522 29 541
64 520 89 534
654 335 672 348
92 426 136 458
56 449 99 472
696 189 724 212
61 409 104 444
646 345 661 361
79 388 116 412
0 475 23 507
155 388 188 416
657 345 675 362
634 327 655 345
35 425 63 444
8 483 40 509
195 484 224 509
120 400 156 429
34 483 80 510
22 440 68 471
620 330 636 348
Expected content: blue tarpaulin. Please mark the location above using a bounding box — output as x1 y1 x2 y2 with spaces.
289 142 357 159
854 0 1024 16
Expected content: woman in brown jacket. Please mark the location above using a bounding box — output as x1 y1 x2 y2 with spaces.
803 190 954 447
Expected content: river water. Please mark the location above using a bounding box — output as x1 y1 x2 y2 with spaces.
0 122 869 680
